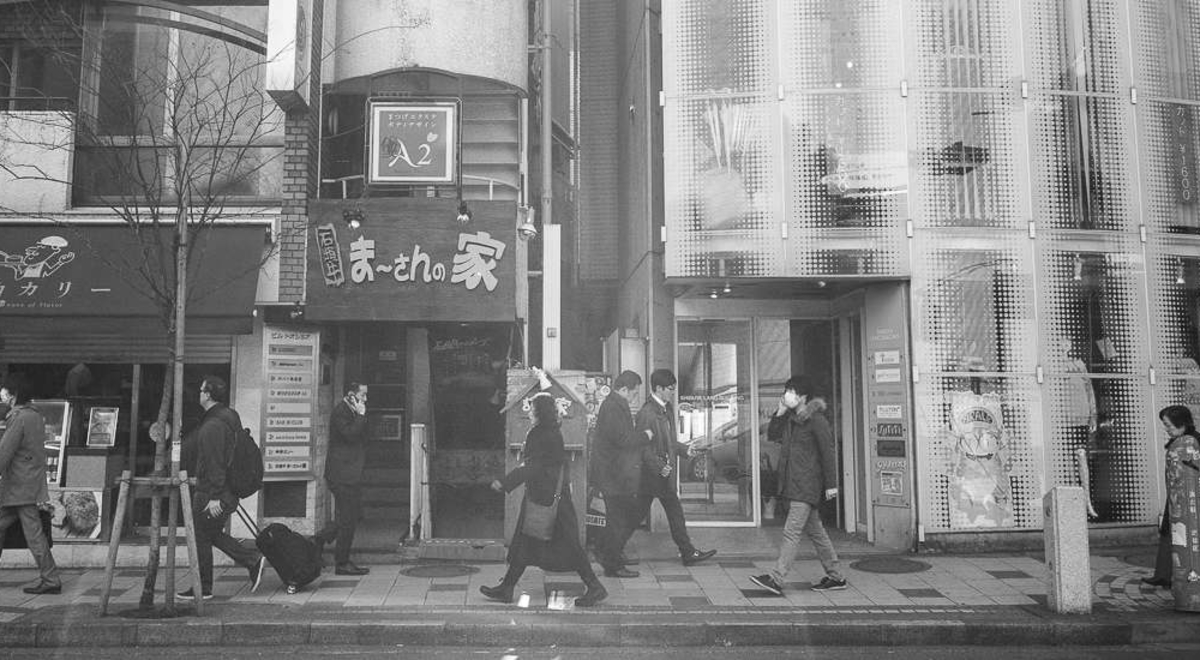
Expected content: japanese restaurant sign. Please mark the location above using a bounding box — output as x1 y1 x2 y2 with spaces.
367 101 457 185
305 199 517 322
262 326 319 478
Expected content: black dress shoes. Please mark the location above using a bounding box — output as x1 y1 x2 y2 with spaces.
23 582 61 595
335 562 369 576
604 567 640 578
479 583 514 603
1141 576 1171 588
682 549 717 566
575 582 608 607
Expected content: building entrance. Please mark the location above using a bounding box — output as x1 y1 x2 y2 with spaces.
672 282 914 550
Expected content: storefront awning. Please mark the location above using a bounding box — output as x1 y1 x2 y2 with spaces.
0 224 265 335
305 198 518 322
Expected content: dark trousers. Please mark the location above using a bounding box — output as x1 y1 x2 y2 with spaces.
0 505 60 587
599 493 643 571
640 489 695 556
318 482 362 565
193 502 260 592
1153 503 1172 581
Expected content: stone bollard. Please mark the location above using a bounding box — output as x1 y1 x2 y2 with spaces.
1043 486 1092 614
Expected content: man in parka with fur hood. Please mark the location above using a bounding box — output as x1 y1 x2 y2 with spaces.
750 375 847 595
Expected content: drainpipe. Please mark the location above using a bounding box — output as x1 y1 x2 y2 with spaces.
540 0 560 372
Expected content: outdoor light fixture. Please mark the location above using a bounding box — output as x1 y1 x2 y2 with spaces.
517 205 538 240
456 199 472 225
289 301 304 321
709 290 719 299
343 207 365 231
1178 260 1187 286
722 281 731 294
1072 254 1083 281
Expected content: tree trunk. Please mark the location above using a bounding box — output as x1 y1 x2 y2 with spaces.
138 357 174 609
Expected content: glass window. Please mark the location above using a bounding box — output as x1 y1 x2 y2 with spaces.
74 4 279 203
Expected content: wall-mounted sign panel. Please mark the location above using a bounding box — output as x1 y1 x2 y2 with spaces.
261 326 318 479
367 101 457 185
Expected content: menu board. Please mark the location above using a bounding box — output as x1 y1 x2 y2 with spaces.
262 326 319 478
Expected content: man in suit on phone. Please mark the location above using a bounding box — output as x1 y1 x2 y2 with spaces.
315 382 370 575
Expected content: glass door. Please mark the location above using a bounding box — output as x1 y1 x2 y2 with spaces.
676 319 754 523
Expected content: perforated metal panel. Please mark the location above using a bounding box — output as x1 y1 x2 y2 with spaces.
783 92 908 276
1026 0 1130 94
911 241 1037 375
909 0 1019 88
1029 96 1136 231
781 0 902 90
914 377 1044 530
910 92 1021 229
1134 0 1200 101
664 95 782 277
666 0 774 96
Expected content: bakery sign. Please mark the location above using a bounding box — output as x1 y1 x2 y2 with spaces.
305 199 517 322
367 100 457 185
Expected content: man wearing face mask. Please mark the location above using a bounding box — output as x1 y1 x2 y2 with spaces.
750 375 846 595
315 382 370 576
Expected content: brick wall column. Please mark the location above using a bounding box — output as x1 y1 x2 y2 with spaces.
277 0 324 303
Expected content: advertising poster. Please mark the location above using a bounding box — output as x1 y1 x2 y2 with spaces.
85 407 119 447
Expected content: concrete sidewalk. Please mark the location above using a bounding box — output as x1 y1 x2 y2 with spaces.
0 539 1195 649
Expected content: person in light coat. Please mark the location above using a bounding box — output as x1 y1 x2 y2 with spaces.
0 373 61 595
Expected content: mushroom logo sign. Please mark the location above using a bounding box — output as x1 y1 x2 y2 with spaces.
0 235 75 281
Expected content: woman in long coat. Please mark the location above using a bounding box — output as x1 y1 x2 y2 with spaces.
1155 405 1200 612
0 373 62 594
480 391 607 607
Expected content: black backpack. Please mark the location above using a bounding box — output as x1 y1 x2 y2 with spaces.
226 426 265 498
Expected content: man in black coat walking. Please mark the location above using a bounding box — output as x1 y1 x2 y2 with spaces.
315 382 370 575
593 370 652 578
636 369 716 567
750 375 846 595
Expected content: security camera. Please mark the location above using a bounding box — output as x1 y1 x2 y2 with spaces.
518 220 538 240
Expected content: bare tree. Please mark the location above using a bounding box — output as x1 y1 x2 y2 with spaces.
0 1 285 614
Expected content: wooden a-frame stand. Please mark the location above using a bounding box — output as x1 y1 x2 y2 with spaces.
99 469 204 615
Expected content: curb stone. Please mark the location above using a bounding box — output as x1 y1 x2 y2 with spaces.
1 616 1199 648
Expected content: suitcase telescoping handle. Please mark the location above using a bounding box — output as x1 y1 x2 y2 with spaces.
235 503 260 537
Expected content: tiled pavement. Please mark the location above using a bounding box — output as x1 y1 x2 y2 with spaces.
0 550 1175 622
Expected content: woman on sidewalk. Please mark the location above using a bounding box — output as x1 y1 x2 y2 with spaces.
1155 405 1200 612
480 391 607 607
0 373 62 595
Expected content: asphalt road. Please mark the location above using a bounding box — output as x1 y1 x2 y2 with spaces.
4 646 1200 659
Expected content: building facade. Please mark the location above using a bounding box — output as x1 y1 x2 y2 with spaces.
0 0 580 556
587 0 1200 548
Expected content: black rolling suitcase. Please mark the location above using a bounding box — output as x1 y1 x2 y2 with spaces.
236 505 322 594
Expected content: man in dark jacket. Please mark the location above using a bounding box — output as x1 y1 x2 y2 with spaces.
636 369 716 567
315 382 369 575
750 376 846 595
180 375 265 600
593 370 653 578
0 373 61 595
